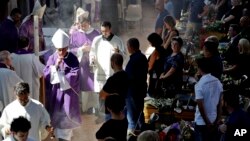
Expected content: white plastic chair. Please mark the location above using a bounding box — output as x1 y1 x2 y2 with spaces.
124 4 143 32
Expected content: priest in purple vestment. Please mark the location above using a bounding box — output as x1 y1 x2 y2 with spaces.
69 15 100 113
43 29 81 141
19 0 46 53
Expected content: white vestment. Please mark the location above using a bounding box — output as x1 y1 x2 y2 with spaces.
0 99 51 141
89 35 126 92
11 53 45 100
0 68 22 108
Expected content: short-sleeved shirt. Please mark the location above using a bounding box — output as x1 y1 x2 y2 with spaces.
163 52 184 84
96 118 128 141
195 74 223 125
102 70 129 99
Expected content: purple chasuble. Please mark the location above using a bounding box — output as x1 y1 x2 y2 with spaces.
43 52 81 129
19 17 45 52
70 29 100 91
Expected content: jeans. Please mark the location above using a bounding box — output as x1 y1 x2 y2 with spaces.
125 96 145 130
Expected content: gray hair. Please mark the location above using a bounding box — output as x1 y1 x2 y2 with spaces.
14 82 30 95
137 130 160 141
0 50 11 63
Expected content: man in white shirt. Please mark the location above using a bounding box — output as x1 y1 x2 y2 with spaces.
11 36 45 101
3 116 35 141
194 57 223 141
0 50 22 108
0 82 53 141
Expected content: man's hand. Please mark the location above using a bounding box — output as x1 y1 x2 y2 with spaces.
5 128 11 135
113 46 119 53
46 125 55 139
55 57 63 69
82 43 91 52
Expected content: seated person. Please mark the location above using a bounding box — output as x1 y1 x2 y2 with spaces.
96 94 128 141
160 36 184 97
4 116 35 141
221 0 243 31
224 38 250 85
222 24 241 65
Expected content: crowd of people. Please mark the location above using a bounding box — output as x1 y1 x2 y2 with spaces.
0 0 250 141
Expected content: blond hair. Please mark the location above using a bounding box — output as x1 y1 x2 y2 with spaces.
238 38 250 54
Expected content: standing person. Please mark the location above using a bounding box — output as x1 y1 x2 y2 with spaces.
218 90 250 141
19 0 46 53
0 8 22 53
69 16 100 113
3 116 35 141
185 0 209 38
89 21 126 112
163 15 179 56
203 36 223 80
96 94 128 141
155 0 169 35
125 38 148 133
0 50 23 108
11 36 45 101
99 53 129 120
69 7 89 35
43 29 81 141
0 82 52 141
223 24 241 65
159 36 184 98
194 57 223 141
147 33 167 98
172 0 184 27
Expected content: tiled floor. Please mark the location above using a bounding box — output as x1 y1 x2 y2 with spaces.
43 0 156 141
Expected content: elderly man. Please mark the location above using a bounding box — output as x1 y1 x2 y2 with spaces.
0 82 52 141
43 29 81 141
0 50 22 108
69 16 100 113
11 36 45 101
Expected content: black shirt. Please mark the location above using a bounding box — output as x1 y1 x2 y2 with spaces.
103 70 129 99
96 118 128 141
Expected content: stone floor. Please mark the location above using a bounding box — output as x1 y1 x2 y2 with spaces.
43 0 156 141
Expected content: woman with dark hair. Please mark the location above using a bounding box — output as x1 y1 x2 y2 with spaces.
160 36 184 97
147 33 167 97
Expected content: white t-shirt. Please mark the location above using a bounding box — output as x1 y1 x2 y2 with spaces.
194 74 223 125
